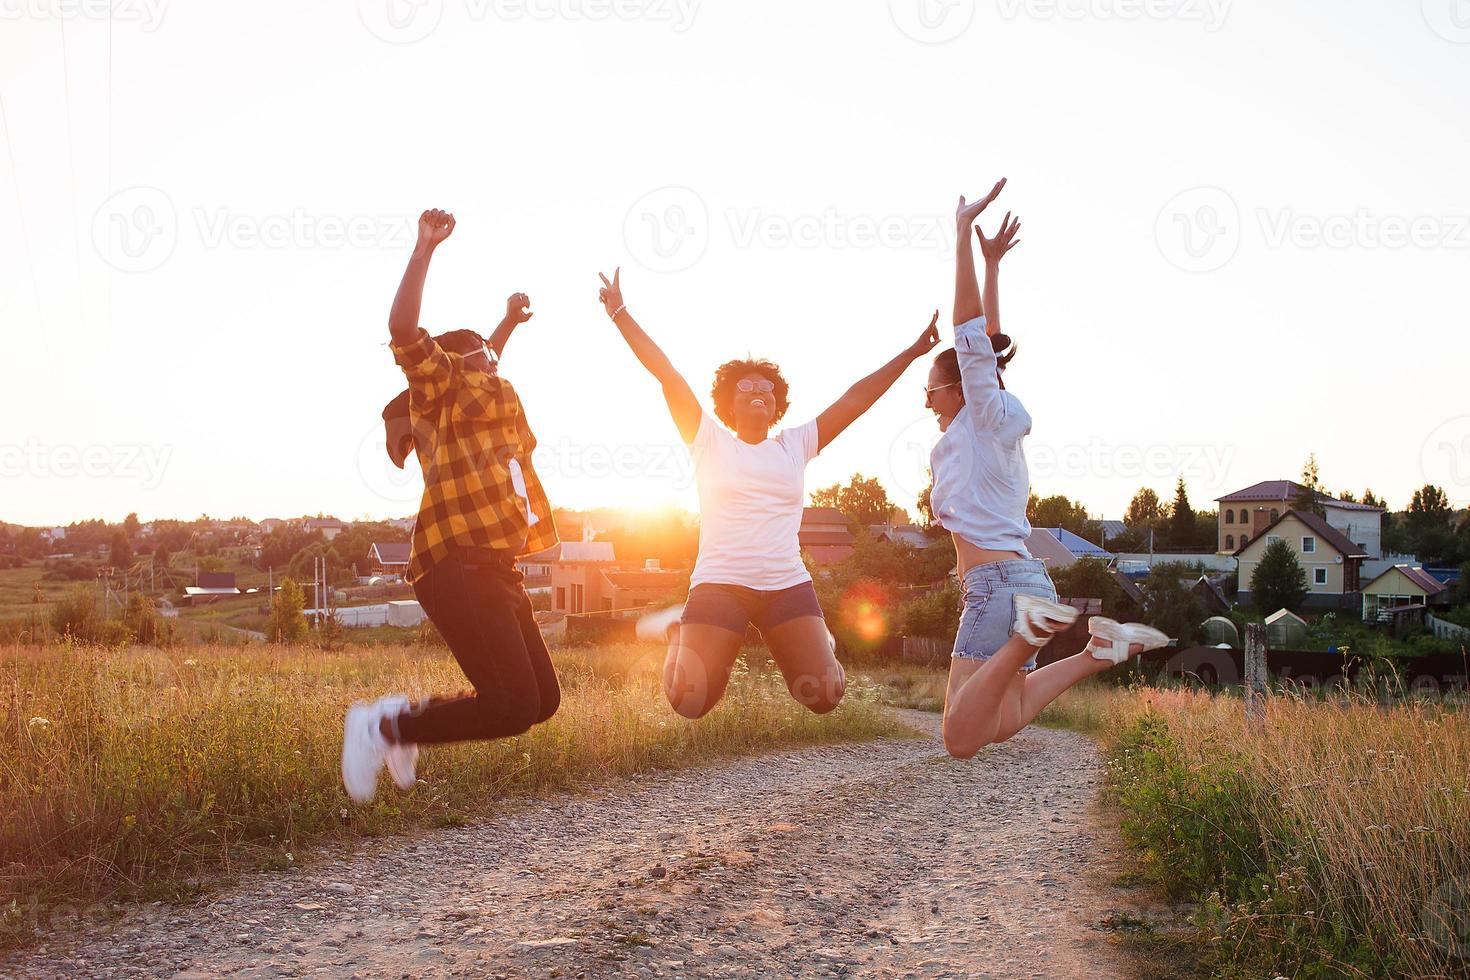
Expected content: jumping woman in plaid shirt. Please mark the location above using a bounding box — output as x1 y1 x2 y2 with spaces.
342 209 558 804
596 266 940 720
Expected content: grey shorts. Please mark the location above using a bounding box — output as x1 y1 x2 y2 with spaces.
952 558 1058 671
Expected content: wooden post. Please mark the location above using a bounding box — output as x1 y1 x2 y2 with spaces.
1244 622 1268 723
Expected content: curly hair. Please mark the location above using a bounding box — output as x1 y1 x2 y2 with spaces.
710 358 790 430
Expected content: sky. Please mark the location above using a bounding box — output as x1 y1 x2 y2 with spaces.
3 0 1469 528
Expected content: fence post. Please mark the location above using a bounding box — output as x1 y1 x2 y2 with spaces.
1244 622 1267 724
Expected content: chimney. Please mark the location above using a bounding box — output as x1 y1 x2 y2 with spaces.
582 524 597 543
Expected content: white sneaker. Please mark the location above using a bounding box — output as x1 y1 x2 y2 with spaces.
341 700 389 804
1012 594 1080 647
376 695 419 793
1088 617 1171 665
636 604 684 643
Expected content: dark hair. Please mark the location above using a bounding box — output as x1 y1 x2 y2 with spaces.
381 330 489 468
933 333 1017 391
711 358 790 430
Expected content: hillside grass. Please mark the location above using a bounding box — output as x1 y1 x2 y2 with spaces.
0 640 906 949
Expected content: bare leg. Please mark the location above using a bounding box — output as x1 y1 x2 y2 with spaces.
662 623 744 720
763 616 846 714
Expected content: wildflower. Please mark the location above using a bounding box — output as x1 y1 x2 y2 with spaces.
122 814 137 829
339 808 348 819
27 717 50 730
183 659 198 667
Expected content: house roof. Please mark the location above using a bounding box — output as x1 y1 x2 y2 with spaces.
1111 570 1146 605
870 524 930 547
1232 509 1367 559
197 571 237 590
799 530 856 547
520 545 561 562
802 507 848 526
1320 498 1384 513
1264 608 1308 627
1363 564 1450 597
1023 528 1078 568
307 518 348 528
601 570 687 590
1043 527 1113 559
1217 480 1311 503
1097 520 1129 540
556 541 616 563
369 542 411 565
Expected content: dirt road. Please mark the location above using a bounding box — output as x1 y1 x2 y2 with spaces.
5 711 1135 979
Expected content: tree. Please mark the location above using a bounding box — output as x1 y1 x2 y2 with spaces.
1403 484 1458 565
1140 563 1205 646
1050 557 1135 618
1170 476 1196 544
1293 453 1326 516
810 474 893 531
1251 538 1308 613
1125 487 1164 528
916 477 935 529
1362 489 1385 509
1027 494 1101 541
123 512 141 537
108 529 133 569
268 578 308 644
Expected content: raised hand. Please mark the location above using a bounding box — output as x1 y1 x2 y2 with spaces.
417 208 455 250
908 310 941 360
598 266 624 318
956 178 1007 229
506 292 534 325
977 212 1022 264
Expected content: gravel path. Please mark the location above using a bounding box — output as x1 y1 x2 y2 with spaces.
4 711 1131 979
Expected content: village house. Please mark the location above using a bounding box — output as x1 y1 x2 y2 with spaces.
799 507 855 564
366 542 410 578
1233 509 1368 611
1216 480 1383 558
305 518 349 541
1361 565 1453 623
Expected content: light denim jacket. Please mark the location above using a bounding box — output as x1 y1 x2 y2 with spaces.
928 316 1033 556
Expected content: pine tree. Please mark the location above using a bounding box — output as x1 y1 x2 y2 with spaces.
1251 538 1309 612
1171 476 1196 544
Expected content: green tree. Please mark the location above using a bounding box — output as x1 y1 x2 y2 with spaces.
810 473 893 531
1028 494 1101 541
1251 538 1309 613
123 512 141 537
108 529 133 569
1293 453 1326 516
1170 476 1196 545
916 478 935 529
1125 487 1164 529
1140 564 1205 646
268 578 308 644
1050 557 1134 617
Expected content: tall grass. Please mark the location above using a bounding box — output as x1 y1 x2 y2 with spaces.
1042 683 1470 978
0 640 903 946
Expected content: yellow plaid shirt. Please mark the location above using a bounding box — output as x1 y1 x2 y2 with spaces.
391 329 558 583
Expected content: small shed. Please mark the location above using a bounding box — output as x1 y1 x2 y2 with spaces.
1264 608 1309 648
386 600 426 628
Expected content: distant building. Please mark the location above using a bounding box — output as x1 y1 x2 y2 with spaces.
869 523 931 548
1234 509 1367 610
799 507 855 564
183 571 241 606
1361 565 1452 622
1216 480 1382 558
367 542 410 577
259 518 286 533
306 518 349 541
1040 527 1113 561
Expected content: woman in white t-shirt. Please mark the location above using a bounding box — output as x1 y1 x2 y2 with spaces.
596 266 939 718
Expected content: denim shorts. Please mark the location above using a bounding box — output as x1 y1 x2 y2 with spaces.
952 558 1059 671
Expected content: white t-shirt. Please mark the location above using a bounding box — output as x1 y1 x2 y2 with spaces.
688 411 820 591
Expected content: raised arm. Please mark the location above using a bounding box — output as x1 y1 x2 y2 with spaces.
487 292 534 358
389 209 454 347
597 266 702 443
815 312 940 452
953 179 1005 327
977 213 1021 339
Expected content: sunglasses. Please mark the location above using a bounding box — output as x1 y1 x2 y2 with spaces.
924 381 959 397
736 379 775 394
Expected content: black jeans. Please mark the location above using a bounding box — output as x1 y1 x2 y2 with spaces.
396 548 560 745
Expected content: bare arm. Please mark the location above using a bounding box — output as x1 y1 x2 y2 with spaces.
952 179 1005 327
389 209 454 347
487 292 534 358
597 266 702 443
815 312 940 452
977 213 1021 339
